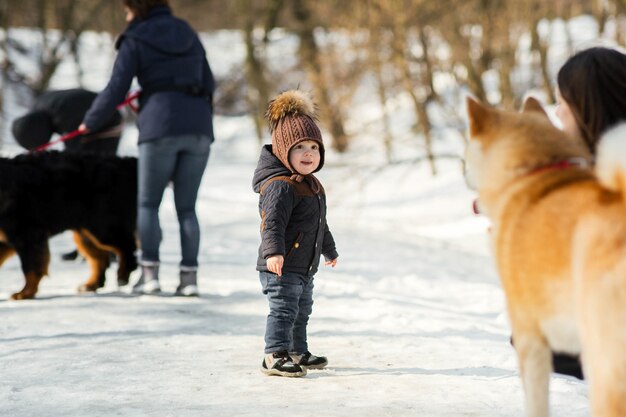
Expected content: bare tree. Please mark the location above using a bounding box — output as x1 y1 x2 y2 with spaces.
238 0 275 143
0 0 8 148
528 1 556 104
290 0 349 152
381 0 440 174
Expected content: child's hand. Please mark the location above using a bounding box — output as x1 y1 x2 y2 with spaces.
267 255 284 276
325 258 338 268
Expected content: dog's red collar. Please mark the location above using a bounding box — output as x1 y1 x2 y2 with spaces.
472 157 590 216
526 157 590 176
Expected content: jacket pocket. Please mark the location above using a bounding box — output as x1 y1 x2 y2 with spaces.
286 232 304 259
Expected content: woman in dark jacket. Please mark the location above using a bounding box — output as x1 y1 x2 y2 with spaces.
80 0 215 296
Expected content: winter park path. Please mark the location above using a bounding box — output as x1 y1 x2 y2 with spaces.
0 145 590 416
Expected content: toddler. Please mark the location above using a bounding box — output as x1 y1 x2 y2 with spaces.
252 90 339 377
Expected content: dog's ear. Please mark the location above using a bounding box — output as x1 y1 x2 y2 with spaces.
521 96 549 120
466 96 494 137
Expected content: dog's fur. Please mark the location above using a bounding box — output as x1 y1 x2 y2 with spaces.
0 151 138 299
465 97 626 417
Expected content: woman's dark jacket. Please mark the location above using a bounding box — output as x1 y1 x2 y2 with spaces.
83 6 215 143
253 145 338 277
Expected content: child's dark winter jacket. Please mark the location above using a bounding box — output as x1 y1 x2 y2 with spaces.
83 5 215 143
253 145 338 277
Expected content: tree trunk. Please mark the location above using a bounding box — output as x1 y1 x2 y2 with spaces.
391 22 437 175
370 30 394 163
593 0 608 35
244 23 265 144
416 27 437 174
530 12 555 104
0 0 7 149
497 47 516 109
239 0 271 144
447 20 488 103
291 0 349 152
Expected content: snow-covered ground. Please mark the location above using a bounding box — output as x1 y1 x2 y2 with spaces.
0 118 589 416
0 18 603 417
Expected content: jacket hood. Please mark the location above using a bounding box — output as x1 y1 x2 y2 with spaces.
252 145 291 193
117 6 196 54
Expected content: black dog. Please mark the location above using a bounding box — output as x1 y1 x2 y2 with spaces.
0 151 137 299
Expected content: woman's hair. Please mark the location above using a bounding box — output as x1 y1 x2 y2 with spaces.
123 0 170 20
557 47 626 153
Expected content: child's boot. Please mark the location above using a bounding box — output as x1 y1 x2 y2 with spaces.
290 351 328 369
261 351 307 377
132 263 161 294
175 268 199 297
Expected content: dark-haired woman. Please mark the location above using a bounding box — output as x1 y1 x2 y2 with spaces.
550 46 626 379
556 46 626 155
80 0 216 296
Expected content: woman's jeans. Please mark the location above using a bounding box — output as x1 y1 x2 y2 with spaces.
138 134 211 268
260 271 314 354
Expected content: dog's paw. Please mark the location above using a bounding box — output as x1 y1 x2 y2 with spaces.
77 284 98 293
10 291 35 300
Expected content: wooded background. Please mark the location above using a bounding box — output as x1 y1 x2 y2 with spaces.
2 0 625 172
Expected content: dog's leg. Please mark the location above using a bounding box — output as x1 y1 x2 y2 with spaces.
114 234 138 287
77 229 136 288
79 231 110 288
589 371 626 417
12 240 50 300
0 242 16 266
577 266 626 417
585 335 626 417
516 337 551 417
73 231 109 293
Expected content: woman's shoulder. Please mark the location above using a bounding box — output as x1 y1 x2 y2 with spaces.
117 14 198 53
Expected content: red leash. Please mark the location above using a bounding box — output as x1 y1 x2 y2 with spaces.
32 130 82 152
31 90 141 153
116 90 141 113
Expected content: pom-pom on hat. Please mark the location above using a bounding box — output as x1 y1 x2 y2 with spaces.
266 90 324 178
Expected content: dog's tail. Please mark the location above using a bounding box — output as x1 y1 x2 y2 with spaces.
596 123 626 202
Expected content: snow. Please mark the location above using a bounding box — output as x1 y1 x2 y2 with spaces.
0 126 590 416
0 19 600 417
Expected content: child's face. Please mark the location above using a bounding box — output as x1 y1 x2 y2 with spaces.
289 140 321 175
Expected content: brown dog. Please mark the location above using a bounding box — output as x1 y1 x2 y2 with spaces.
465 96 626 417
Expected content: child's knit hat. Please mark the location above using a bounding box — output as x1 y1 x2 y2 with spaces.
266 90 325 180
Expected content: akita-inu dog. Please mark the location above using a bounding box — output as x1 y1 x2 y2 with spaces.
465 96 626 417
